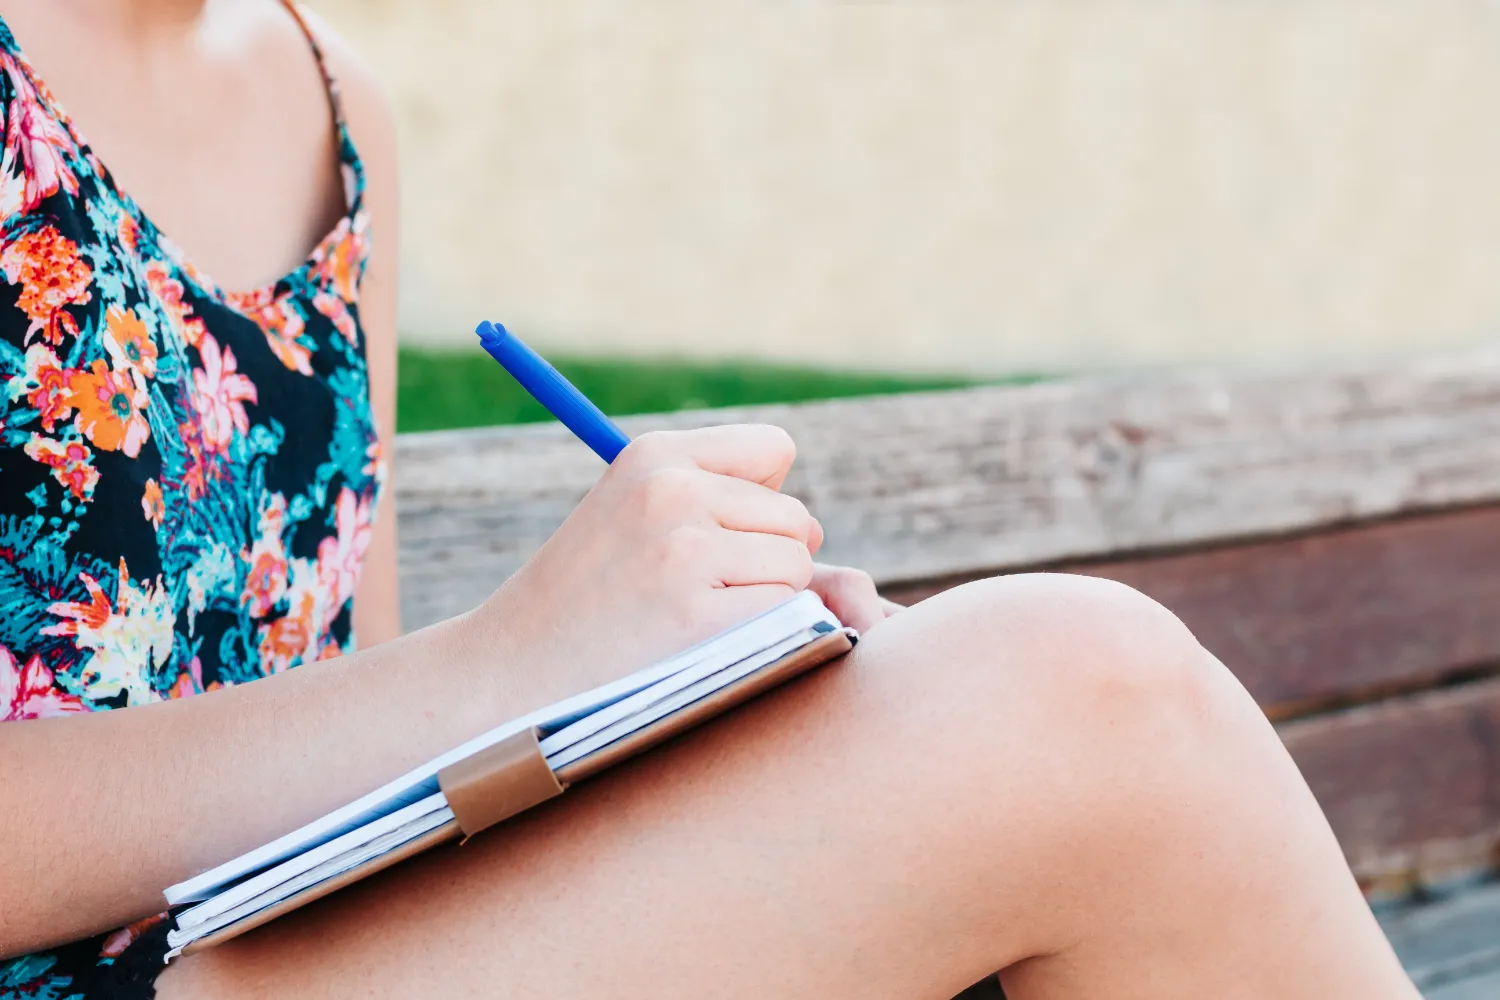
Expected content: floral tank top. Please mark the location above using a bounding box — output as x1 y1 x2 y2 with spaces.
0 8 383 997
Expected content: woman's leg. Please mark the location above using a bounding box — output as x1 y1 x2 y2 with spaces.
159 574 1418 1000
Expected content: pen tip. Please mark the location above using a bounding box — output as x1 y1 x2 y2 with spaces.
475 320 509 346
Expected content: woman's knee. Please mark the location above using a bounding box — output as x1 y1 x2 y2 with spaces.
876 571 1292 850
893 572 1225 739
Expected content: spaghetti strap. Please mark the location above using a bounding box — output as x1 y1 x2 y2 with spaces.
276 0 365 212
279 0 347 130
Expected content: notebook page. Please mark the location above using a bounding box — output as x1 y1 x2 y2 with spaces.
173 793 450 932
167 806 455 954
166 592 833 904
545 628 821 770
538 596 834 757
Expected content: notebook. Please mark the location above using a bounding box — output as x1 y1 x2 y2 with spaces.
162 591 854 958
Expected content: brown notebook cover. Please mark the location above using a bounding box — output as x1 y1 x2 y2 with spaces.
177 628 853 955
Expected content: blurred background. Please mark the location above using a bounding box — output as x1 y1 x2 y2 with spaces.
333 5 1500 990
310 0 1500 431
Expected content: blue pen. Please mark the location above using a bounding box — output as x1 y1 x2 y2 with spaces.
475 321 633 463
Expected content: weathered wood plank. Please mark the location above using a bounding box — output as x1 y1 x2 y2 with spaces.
1428 969 1500 1000
890 506 1500 717
396 350 1500 629
1279 678 1500 892
1380 882 1500 994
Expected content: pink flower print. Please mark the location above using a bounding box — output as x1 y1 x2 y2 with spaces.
166 657 205 701
12 342 74 432
191 332 257 451
311 290 358 346
100 914 168 958
1 644 87 720
317 487 374 610
0 58 79 219
24 434 99 501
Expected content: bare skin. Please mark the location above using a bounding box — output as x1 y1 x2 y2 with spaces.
0 2 1419 997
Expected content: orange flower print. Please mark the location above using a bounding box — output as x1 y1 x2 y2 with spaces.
117 211 139 254
242 544 289 618
69 359 149 456
242 495 290 618
42 570 112 637
0 224 91 345
11 342 74 431
1 643 87 720
363 437 386 485
259 590 317 673
243 547 289 618
175 416 218 502
141 478 164 529
191 332 257 451
143 259 205 348
310 212 367 303
230 289 312 374
24 434 99 501
102 304 158 379
0 58 80 220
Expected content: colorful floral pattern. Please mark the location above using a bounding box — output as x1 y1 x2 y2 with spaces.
0 13 382 997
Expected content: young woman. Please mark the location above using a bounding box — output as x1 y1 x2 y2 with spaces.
0 2 1420 998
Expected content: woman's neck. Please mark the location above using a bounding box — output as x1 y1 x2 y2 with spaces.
24 0 216 39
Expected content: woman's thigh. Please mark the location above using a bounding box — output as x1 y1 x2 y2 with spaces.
158 574 1413 1000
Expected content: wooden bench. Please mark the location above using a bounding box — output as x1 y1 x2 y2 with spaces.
395 349 1500 994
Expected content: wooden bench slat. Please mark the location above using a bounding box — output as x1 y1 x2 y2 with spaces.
1279 676 1500 892
396 350 1500 630
891 506 1500 718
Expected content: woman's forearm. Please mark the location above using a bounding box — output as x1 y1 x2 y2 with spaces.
0 610 548 957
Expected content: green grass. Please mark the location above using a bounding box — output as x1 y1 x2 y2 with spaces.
397 347 1038 434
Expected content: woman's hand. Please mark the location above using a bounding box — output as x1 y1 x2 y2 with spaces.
808 563 905 633
466 425 827 705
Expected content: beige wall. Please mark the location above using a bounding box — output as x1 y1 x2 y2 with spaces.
312 1 1500 373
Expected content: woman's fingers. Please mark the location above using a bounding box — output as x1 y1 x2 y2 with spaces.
625 425 798 490
808 563 889 633
699 583 803 634
711 530 816 590
706 474 823 553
